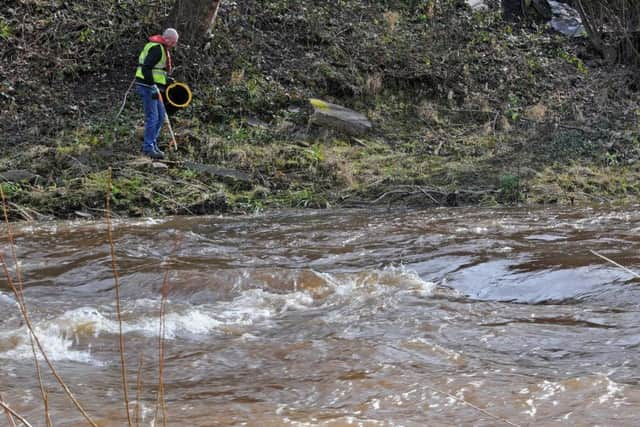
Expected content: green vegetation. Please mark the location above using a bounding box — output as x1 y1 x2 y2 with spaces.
558 50 589 75
499 174 523 204
0 17 10 40
1 0 639 220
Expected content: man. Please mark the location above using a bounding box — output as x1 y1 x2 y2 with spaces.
135 28 179 159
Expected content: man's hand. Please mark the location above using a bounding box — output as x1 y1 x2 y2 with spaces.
167 76 175 85
150 85 160 100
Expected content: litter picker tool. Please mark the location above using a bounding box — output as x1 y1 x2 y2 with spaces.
157 91 178 151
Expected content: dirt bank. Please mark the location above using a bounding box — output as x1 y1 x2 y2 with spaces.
1 0 639 220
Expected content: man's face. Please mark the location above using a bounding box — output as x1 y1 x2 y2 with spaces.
166 36 178 48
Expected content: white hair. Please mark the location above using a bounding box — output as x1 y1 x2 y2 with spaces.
163 28 179 43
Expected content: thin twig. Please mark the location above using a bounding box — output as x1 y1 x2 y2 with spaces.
135 354 144 427
1 186 52 426
387 345 521 427
155 269 170 427
0 399 32 427
492 110 500 134
0 186 25 311
29 337 52 427
415 186 443 205
148 188 195 216
155 237 181 426
210 0 223 32
0 393 18 427
421 383 521 427
6 202 34 222
106 168 133 427
0 256 98 427
591 250 640 279
372 185 444 205
42 390 51 427
116 77 136 119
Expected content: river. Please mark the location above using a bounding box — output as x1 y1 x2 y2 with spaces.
1 207 639 426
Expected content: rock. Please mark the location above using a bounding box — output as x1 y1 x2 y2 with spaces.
466 0 487 10
151 162 169 169
309 98 372 136
74 211 93 219
246 117 270 129
504 0 582 34
183 161 253 184
0 169 41 184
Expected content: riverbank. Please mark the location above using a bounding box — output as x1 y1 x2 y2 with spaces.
2 1 640 220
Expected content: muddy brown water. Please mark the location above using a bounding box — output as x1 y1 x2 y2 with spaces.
1 207 639 426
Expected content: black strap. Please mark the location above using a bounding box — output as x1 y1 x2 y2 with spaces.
137 63 166 70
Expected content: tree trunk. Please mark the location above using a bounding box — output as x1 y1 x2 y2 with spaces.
575 0 640 66
502 0 552 22
502 0 524 21
167 0 222 45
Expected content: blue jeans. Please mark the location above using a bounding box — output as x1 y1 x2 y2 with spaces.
136 84 166 153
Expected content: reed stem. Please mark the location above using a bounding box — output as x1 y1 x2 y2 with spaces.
155 269 170 426
0 393 18 427
0 255 98 426
135 354 144 427
106 168 133 426
591 250 640 279
1 185 63 427
0 398 32 427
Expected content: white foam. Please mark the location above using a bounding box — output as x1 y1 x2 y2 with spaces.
279 291 315 312
1 266 433 364
525 398 537 417
0 323 96 364
134 309 220 339
317 266 435 298
538 380 565 401
0 305 213 363
217 289 279 325
598 374 626 407
1 285 318 356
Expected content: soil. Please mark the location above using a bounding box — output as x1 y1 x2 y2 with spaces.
2 0 640 221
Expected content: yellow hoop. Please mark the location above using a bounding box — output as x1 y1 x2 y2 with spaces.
165 82 192 108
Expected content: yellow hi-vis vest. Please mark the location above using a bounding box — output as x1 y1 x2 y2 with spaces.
135 42 167 85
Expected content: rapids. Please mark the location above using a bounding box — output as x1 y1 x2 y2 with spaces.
1 207 639 426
